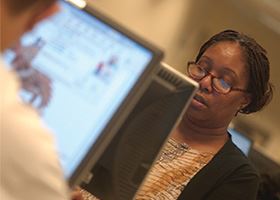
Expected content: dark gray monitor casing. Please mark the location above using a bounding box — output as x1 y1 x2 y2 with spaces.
82 62 198 200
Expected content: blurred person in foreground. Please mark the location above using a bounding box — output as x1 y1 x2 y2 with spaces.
0 0 82 199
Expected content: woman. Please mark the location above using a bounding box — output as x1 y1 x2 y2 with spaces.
81 30 273 200
135 29 273 200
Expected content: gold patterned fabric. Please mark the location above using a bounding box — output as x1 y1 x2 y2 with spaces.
81 138 214 200
135 138 214 200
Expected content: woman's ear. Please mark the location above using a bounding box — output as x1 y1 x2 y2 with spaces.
240 93 251 110
235 93 251 116
26 2 60 31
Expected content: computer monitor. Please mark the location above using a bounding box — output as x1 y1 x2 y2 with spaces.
3 0 163 187
228 128 253 156
82 62 198 200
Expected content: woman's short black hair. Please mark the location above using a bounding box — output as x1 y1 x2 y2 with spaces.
195 29 273 114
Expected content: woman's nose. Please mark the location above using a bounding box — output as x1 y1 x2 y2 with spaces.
199 74 213 93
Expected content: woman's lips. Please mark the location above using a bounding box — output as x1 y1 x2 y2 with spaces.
191 94 208 108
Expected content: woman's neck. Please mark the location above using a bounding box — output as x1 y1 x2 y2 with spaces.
171 115 229 153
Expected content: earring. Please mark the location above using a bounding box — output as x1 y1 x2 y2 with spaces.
235 105 245 116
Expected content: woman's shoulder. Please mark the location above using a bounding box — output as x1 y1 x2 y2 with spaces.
178 138 260 200
219 138 254 163
214 138 258 173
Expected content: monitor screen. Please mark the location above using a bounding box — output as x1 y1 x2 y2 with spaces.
3 0 163 186
228 128 252 156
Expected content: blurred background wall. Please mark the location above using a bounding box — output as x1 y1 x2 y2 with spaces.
91 0 280 165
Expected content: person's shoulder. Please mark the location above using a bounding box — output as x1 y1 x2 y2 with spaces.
0 59 20 93
1 61 69 200
219 137 249 159
1 97 69 200
218 138 259 177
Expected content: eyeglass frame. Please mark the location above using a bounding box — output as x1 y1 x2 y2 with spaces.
186 61 248 94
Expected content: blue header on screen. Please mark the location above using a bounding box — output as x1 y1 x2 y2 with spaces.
3 0 154 178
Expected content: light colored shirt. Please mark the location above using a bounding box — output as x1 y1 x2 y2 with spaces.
0 59 69 200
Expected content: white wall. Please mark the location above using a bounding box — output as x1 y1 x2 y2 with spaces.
90 0 280 164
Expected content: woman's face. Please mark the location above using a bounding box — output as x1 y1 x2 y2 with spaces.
185 41 251 128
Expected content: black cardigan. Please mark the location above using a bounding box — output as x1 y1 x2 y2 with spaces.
178 137 260 200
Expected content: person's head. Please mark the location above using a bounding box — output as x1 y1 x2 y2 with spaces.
0 0 59 52
185 29 273 129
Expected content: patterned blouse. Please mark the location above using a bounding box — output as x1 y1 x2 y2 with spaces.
81 138 214 200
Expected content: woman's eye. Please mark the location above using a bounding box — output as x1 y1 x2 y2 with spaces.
219 79 231 89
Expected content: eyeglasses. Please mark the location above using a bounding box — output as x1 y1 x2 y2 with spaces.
186 61 248 94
